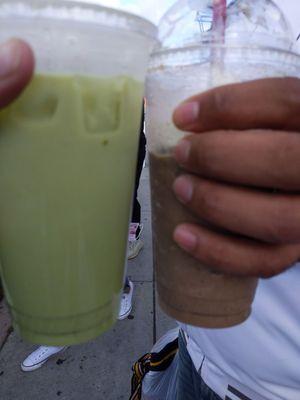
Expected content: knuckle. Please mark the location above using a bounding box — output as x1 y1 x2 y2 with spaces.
258 248 294 278
191 136 207 169
211 87 229 116
188 138 206 173
265 221 290 243
202 239 233 272
263 201 300 243
256 253 279 278
194 134 221 175
194 182 222 221
278 78 300 127
268 133 300 190
283 77 300 96
259 268 278 279
275 133 293 160
203 242 224 267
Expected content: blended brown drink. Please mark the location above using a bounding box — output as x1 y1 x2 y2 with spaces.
146 0 300 329
149 153 258 328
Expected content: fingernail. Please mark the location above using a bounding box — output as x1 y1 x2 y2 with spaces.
174 139 191 164
0 39 22 78
173 176 194 204
174 226 197 252
173 102 199 128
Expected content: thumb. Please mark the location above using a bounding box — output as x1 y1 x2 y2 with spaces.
0 39 34 109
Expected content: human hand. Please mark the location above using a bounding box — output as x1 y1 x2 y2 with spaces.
0 39 34 108
172 78 300 278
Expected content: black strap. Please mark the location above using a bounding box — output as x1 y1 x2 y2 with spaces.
129 338 179 400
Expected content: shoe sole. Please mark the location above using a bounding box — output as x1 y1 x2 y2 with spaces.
21 347 67 372
128 243 144 260
21 359 48 372
118 305 133 321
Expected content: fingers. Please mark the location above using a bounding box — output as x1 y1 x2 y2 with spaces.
172 77 300 276
173 224 300 278
0 39 35 108
173 78 300 133
174 130 300 191
173 175 300 244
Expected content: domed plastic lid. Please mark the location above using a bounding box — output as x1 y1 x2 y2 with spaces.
156 0 294 53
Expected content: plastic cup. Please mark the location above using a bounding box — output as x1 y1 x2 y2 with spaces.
0 0 157 345
146 0 300 328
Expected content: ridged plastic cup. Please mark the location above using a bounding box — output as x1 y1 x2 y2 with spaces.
0 0 157 345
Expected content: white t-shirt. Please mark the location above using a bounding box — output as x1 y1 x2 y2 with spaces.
181 3 300 400
181 265 300 400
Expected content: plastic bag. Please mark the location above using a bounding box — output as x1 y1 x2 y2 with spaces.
142 327 179 400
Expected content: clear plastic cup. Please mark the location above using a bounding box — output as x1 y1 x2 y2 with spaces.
0 0 157 345
146 0 300 328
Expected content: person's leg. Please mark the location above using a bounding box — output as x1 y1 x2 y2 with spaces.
131 126 146 227
118 277 134 320
177 332 222 400
124 276 131 287
119 106 146 318
177 332 203 399
128 108 146 259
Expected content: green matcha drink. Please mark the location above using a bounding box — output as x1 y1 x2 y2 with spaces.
0 74 143 345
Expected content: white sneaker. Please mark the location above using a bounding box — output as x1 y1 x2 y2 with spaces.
21 346 67 372
128 223 144 260
118 280 134 320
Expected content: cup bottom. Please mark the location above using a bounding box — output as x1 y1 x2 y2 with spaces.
159 293 252 329
14 317 115 346
9 294 120 346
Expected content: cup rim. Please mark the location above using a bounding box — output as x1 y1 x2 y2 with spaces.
0 0 158 40
152 43 300 58
149 43 300 69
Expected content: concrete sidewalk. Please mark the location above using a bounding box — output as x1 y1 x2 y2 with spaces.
0 167 176 400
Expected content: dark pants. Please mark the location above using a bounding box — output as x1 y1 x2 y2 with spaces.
177 332 222 400
131 111 146 225
125 109 146 289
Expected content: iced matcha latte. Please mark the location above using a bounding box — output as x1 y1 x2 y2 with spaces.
0 74 143 345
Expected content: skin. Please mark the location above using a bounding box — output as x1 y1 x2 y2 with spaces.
172 78 300 278
0 39 34 107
